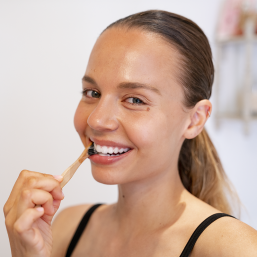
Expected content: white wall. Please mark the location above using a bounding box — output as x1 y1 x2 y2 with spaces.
1 1 257 256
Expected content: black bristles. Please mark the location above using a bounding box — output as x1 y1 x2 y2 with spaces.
88 143 97 156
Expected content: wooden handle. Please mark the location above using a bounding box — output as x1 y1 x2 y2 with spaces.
35 144 92 207
60 145 91 188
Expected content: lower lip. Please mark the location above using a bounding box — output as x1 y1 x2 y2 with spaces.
89 150 132 165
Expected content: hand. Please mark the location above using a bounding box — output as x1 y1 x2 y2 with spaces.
4 170 64 257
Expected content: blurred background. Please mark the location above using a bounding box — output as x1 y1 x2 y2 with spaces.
1 0 257 256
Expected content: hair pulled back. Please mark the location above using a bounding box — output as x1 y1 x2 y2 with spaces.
105 10 238 215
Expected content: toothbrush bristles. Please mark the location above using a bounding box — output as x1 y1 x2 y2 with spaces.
88 142 97 156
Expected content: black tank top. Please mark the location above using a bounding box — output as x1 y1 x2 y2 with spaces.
65 204 235 257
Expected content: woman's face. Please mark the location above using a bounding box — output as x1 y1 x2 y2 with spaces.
74 28 190 185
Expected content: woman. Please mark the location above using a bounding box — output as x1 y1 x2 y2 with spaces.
4 10 257 257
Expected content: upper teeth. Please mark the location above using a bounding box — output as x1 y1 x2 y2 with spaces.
94 144 129 155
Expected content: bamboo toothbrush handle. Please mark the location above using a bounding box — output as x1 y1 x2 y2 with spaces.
34 144 92 208
60 146 90 188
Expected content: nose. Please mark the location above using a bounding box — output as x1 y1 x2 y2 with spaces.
87 96 119 132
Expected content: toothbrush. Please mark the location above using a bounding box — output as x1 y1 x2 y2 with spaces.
60 142 96 188
35 143 96 207
34 143 96 207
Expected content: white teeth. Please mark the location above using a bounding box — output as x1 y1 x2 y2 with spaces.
108 147 114 154
102 146 108 154
99 153 110 156
96 144 101 153
93 143 130 155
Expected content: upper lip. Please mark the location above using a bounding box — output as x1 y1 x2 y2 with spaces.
90 137 132 149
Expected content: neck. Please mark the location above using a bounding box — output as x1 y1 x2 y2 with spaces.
113 167 188 236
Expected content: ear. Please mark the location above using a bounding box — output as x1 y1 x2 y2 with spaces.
183 100 212 139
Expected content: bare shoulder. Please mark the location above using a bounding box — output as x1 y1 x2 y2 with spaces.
181 194 257 256
192 215 257 257
51 203 94 257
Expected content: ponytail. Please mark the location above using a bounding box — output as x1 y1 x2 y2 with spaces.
178 128 239 215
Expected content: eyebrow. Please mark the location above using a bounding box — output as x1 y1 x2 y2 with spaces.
118 82 161 95
82 75 161 95
82 75 97 85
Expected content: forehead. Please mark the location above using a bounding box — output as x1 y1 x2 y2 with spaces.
85 27 183 99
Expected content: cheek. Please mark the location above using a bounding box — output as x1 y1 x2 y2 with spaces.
124 111 169 150
125 106 185 161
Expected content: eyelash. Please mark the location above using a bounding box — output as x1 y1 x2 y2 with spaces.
82 89 101 98
81 89 146 105
126 97 145 105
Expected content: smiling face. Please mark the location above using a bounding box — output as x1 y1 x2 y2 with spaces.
74 27 191 185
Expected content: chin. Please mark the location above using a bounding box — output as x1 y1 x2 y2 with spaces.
91 163 144 185
91 166 124 185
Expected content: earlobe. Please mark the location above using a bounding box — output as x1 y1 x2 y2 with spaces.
184 100 212 139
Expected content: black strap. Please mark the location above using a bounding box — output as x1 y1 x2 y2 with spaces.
65 206 234 257
65 203 103 257
179 213 235 257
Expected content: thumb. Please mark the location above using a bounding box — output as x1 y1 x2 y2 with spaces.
53 199 62 214
42 199 62 224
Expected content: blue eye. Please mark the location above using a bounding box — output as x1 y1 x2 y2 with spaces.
83 90 101 98
126 97 145 105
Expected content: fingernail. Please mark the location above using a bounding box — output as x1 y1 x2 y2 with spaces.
62 191 65 198
36 207 44 212
53 175 63 182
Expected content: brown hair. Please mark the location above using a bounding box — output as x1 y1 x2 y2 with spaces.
105 10 239 215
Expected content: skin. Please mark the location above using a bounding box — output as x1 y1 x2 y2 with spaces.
4 27 257 257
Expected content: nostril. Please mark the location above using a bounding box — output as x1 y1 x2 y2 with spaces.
87 102 119 132
88 117 119 131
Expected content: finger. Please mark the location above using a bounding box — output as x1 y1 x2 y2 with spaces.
19 175 63 208
5 170 42 216
41 199 62 225
17 189 54 218
5 170 62 216
53 199 61 213
24 175 63 192
26 176 64 203
49 186 64 201
13 207 44 246
27 175 64 202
